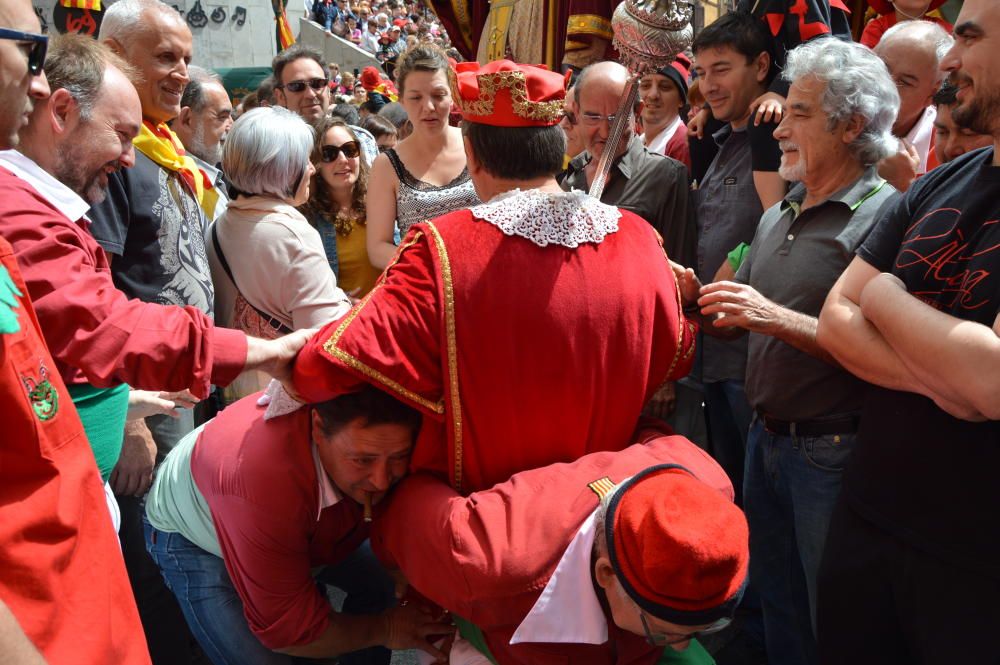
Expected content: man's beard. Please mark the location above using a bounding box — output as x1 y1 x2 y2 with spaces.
53 140 116 205
187 122 223 166
948 73 1000 136
778 143 806 182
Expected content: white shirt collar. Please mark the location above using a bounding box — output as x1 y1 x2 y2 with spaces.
905 105 937 175
641 115 684 157
0 149 90 224
311 443 342 519
509 509 609 645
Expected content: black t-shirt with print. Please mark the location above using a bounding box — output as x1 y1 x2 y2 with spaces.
846 147 1000 578
88 151 214 316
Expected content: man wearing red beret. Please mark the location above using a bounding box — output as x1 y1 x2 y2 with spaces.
291 60 697 495
371 424 749 664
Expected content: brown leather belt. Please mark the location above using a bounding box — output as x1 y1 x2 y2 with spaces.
760 413 860 437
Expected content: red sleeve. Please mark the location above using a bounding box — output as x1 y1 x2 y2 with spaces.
292 228 443 415
0 188 246 397
208 493 332 649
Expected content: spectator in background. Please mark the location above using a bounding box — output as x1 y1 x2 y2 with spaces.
352 81 367 105
238 90 259 114
302 116 383 297
208 107 351 402
314 0 339 32
273 44 330 124
173 66 233 221
339 70 356 97
256 75 277 107
365 44 479 269
931 82 992 163
346 15 362 43
377 100 409 138
679 39 899 665
361 17 382 54
860 0 953 49
363 113 398 151
638 52 691 170
875 20 953 190
332 101 361 125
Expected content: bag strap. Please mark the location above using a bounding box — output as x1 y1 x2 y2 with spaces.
211 223 293 335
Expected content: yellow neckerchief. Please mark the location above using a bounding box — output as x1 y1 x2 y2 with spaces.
133 120 218 220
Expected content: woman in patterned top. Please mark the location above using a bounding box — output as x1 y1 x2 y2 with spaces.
365 44 480 269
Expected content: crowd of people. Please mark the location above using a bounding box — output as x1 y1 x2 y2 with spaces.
0 0 998 664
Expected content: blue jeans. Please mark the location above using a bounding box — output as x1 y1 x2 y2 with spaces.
703 379 753 505
144 519 394 665
743 416 854 665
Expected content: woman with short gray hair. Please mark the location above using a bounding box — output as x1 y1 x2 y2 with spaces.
208 106 351 402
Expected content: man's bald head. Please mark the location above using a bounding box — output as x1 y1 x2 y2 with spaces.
99 0 188 51
875 20 954 136
573 61 637 164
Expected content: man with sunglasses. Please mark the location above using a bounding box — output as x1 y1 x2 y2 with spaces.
273 43 332 123
0 1 49 148
371 423 748 664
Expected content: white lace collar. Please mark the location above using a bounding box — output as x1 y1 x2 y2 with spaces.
470 188 621 248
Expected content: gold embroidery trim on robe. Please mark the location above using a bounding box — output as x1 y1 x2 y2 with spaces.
565 13 613 39
425 222 464 493
322 231 446 415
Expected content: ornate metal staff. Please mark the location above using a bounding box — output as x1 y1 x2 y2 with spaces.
588 0 695 199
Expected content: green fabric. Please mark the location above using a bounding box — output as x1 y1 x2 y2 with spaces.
726 243 751 272
656 638 715 665
0 265 22 334
145 423 223 557
67 383 130 481
216 67 274 102
453 615 715 665
453 616 499 665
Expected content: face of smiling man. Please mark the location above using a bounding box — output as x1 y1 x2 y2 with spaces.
111 7 192 124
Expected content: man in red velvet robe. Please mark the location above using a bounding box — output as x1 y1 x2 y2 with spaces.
293 60 697 494
370 424 748 664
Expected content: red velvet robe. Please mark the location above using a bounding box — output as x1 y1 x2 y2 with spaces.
370 425 735 664
293 207 697 493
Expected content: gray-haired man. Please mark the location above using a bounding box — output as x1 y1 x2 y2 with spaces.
173 65 233 220
676 39 900 665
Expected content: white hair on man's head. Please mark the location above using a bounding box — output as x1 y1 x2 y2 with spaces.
876 20 954 82
99 0 185 49
223 106 315 199
784 38 900 166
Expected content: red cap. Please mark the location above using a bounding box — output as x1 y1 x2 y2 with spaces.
360 66 383 92
449 60 569 127
867 0 946 15
393 17 408 26
607 465 749 625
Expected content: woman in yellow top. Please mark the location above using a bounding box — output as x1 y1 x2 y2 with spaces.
301 116 382 297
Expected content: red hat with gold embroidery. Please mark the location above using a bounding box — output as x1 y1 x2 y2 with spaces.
606 465 749 626
449 60 569 128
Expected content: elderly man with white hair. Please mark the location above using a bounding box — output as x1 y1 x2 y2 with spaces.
675 38 900 665
875 20 954 190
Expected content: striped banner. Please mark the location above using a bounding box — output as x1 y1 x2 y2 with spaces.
273 0 295 52
60 0 102 10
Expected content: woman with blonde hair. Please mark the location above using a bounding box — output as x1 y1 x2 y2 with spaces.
301 116 382 297
365 43 480 269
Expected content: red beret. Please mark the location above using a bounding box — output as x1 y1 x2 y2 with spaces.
867 0 946 16
448 60 569 128
360 66 382 92
607 465 749 625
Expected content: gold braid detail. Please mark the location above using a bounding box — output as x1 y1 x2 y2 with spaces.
425 222 464 493
449 69 565 124
321 232 446 415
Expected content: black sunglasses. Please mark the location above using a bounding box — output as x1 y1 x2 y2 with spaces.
321 141 360 162
0 28 48 76
279 77 328 93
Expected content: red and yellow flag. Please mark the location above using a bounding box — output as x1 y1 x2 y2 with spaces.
273 0 296 52
60 0 102 10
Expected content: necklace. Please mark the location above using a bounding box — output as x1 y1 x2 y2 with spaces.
893 2 931 20
333 209 364 236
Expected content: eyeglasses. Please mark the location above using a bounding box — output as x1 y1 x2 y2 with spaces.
0 28 48 76
321 141 360 161
639 612 731 647
278 78 329 93
580 111 618 127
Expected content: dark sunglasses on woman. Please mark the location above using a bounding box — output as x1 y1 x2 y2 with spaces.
0 28 48 76
321 141 360 162
278 77 329 93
